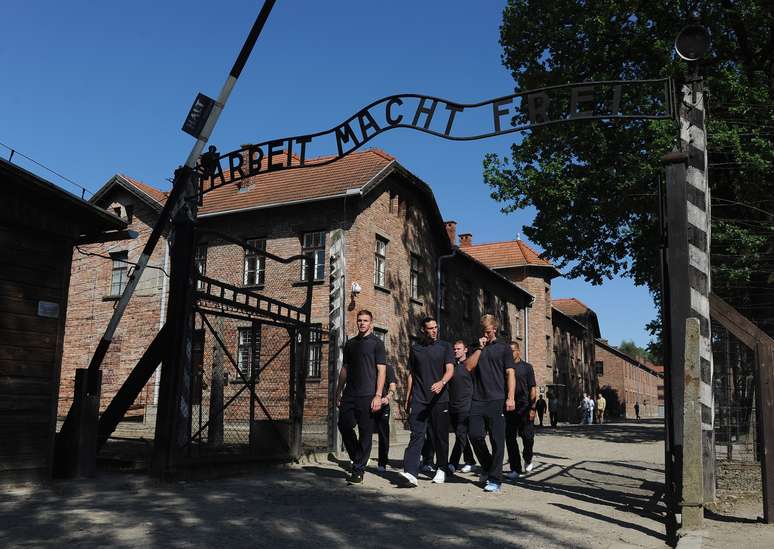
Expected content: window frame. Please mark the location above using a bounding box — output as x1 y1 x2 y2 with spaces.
306 324 324 379
410 254 420 300
109 250 129 297
301 231 326 282
243 237 267 287
374 236 388 288
236 325 261 380
194 243 208 290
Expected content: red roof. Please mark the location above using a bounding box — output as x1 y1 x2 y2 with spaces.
553 297 594 317
116 149 395 217
118 174 168 206
462 239 555 270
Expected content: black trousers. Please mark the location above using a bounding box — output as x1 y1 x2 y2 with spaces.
403 400 449 477
375 402 390 467
469 399 505 483
549 409 558 427
421 431 434 466
449 410 475 467
506 410 535 473
537 410 544 426
338 396 376 473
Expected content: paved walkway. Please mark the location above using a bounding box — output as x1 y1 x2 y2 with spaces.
1 422 772 548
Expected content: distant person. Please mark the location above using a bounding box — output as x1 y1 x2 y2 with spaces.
335 310 387 484
375 364 397 471
466 314 516 493
595 393 606 425
400 317 454 487
448 340 476 474
548 393 559 427
634 401 641 421
504 341 536 481
535 395 547 427
578 393 590 424
587 394 595 424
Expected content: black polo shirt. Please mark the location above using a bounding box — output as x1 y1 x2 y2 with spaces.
472 340 516 402
514 360 537 414
408 339 454 405
342 333 387 399
381 364 396 398
449 359 473 413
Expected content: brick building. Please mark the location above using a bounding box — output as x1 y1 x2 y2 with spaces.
595 339 662 419
459 237 561 390
60 149 534 447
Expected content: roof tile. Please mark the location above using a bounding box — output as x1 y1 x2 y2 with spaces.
463 239 555 269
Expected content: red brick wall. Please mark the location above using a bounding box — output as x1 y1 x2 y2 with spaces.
60 191 167 417
595 343 660 418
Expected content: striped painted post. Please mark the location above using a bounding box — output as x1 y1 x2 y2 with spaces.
665 78 715 503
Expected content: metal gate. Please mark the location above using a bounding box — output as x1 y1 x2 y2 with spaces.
181 229 314 463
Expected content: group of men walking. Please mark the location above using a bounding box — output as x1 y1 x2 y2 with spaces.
335 310 537 493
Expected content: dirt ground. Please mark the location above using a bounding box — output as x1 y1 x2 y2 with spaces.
1 422 772 548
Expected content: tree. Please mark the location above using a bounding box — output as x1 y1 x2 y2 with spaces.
617 339 655 363
484 1 774 346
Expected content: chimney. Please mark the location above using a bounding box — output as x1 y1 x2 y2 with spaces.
444 220 457 246
459 233 473 247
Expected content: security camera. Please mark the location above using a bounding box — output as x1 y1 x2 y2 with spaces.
351 282 362 295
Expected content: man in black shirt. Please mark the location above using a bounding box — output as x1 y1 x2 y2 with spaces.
448 339 476 473
375 364 397 471
335 310 387 484
466 314 516 493
400 317 454 486
505 341 537 480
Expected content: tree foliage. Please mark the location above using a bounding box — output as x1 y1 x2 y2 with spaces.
484 1 774 341
617 339 655 363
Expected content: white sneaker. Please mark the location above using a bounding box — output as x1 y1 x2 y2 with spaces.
400 472 418 487
432 469 446 484
504 470 521 481
525 462 534 473
460 464 473 473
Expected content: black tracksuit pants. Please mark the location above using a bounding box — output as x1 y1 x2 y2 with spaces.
469 399 506 483
506 409 535 473
403 400 449 477
375 402 390 468
449 410 475 467
338 396 376 474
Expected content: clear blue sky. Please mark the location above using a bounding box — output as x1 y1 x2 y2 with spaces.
2 0 656 348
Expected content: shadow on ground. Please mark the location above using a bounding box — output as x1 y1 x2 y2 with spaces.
535 422 664 444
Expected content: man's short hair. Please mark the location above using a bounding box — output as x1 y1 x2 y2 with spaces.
421 316 437 327
453 339 467 347
356 309 373 320
480 314 497 329
510 340 521 350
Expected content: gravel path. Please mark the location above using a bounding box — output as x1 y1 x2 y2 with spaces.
1 422 771 548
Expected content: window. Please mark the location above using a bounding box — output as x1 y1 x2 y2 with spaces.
373 328 388 351
499 299 509 335
244 238 266 286
374 236 387 287
410 254 420 300
307 325 323 378
462 281 472 320
109 251 129 296
194 244 207 290
301 231 325 281
237 326 260 378
484 290 494 314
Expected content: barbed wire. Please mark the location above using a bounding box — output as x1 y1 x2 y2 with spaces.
0 140 93 199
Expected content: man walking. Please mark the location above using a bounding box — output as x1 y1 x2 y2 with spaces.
400 317 454 486
375 364 397 471
448 340 476 474
634 401 641 421
548 392 559 427
466 314 516 493
505 341 536 480
335 310 387 484
535 395 547 427
596 392 606 425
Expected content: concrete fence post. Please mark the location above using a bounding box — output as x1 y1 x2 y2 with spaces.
681 317 704 530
